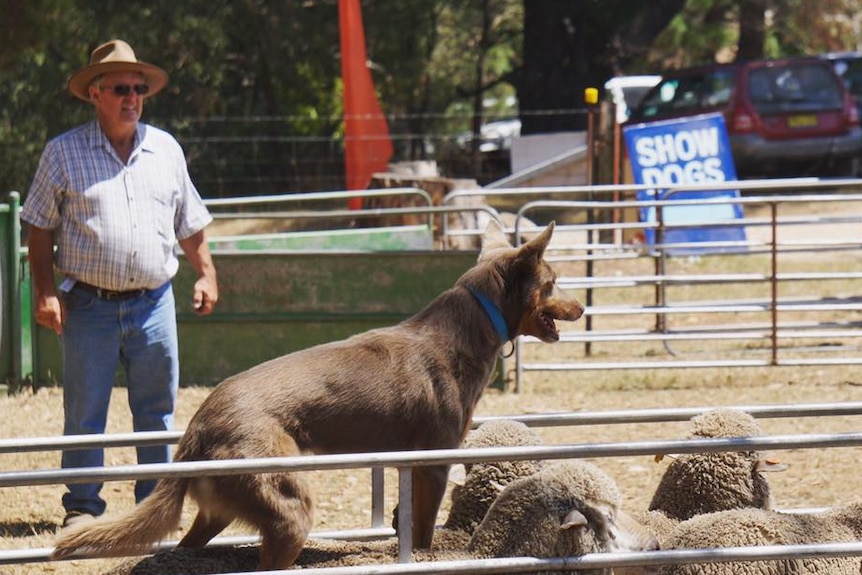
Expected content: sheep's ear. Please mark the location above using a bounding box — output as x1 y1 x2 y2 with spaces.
448 464 467 486
490 480 507 494
560 509 588 530
654 453 679 463
756 457 788 472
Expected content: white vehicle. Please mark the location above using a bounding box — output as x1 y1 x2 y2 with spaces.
604 74 662 124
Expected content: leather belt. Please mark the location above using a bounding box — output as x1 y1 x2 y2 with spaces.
74 282 148 301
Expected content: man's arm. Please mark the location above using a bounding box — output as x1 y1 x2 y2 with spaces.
178 229 218 316
27 225 63 334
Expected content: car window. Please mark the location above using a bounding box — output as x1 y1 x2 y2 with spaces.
839 59 862 98
748 63 843 113
632 69 733 119
621 86 654 110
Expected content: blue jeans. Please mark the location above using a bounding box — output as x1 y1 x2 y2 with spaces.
60 281 178 516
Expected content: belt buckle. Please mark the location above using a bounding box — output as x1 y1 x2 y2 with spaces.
95 287 115 300
96 287 135 300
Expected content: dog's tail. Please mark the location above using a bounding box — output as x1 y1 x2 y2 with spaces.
51 477 188 560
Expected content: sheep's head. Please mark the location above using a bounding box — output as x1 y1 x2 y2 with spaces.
468 461 657 560
444 419 544 535
648 408 787 521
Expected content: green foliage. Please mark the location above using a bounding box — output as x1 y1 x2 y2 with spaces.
648 0 739 68
2 0 861 198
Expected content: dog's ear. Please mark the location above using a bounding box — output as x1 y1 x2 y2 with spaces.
518 220 555 261
478 218 513 261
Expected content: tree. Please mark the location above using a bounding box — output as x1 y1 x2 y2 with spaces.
3 0 862 196
519 0 686 135
738 0 768 60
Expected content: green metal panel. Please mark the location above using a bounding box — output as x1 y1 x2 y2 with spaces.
172 250 479 386
0 199 9 381
0 192 22 388
19 266 32 379
30 250 488 388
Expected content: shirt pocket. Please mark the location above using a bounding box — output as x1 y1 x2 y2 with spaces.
152 193 177 241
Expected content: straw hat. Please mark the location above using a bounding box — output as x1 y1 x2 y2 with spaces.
68 39 168 101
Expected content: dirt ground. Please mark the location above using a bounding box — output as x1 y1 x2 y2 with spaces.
2 196 861 574
1 363 861 575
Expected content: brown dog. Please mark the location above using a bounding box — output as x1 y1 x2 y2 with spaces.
51 220 584 570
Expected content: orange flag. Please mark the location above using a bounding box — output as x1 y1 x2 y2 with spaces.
339 0 394 209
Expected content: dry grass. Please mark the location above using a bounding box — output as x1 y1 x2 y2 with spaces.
2 363 862 574
4 197 862 573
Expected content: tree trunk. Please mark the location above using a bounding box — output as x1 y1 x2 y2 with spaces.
737 0 766 61
520 2 589 134
519 0 685 135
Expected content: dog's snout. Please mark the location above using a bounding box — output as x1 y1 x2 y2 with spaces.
571 300 585 321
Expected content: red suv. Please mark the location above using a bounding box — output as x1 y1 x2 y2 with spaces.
626 57 862 178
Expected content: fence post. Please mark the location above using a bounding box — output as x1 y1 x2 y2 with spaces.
585 87 599 357
7 192 21 392
770 201 779 366
396 467 413 563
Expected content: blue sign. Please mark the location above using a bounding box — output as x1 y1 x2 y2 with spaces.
623 113 746 253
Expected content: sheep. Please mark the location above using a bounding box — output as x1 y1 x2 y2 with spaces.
443 419 546 535
655 503 862 574
107 459 653 574
109 473 649 575
647 408 787 523
467 460 658 574
631 508 681 547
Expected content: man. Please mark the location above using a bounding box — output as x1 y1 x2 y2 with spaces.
21 39 218 528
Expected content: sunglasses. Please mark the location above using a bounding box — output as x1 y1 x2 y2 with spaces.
99 83 150 97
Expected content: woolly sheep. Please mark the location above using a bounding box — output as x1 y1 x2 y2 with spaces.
443 419 545 535
656 503 862 574
467 460 658 574
632 508 681 546
648 408 786 522
108 459 653 574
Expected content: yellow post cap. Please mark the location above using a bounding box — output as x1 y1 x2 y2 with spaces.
584 87 599 105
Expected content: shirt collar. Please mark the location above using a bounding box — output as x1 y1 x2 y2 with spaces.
86 120 151 157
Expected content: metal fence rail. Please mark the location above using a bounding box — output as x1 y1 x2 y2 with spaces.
3 400 862 454
502 186 862 389
7 542 862 572
6 433 862 489
5 181 862 572
3 431 862 567
439 180 862 389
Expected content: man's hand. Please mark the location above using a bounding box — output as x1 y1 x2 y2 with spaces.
34 293 63 335
27 225 63 334
179 229 218 316
191 277 218 316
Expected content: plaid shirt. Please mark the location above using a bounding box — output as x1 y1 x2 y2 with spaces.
22 121 212 291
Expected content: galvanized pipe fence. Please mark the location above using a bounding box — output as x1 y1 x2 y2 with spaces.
2 432 862 567
10 180 861 388
444 180 862 391
4 181 862 571
3 400 862 455
2 187 506 388
7 541 862 573
2 403 862 568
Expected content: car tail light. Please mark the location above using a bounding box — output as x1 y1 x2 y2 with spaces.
848 97 860 126
731 107 755 133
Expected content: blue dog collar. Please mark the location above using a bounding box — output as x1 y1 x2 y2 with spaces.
466 285 509 343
